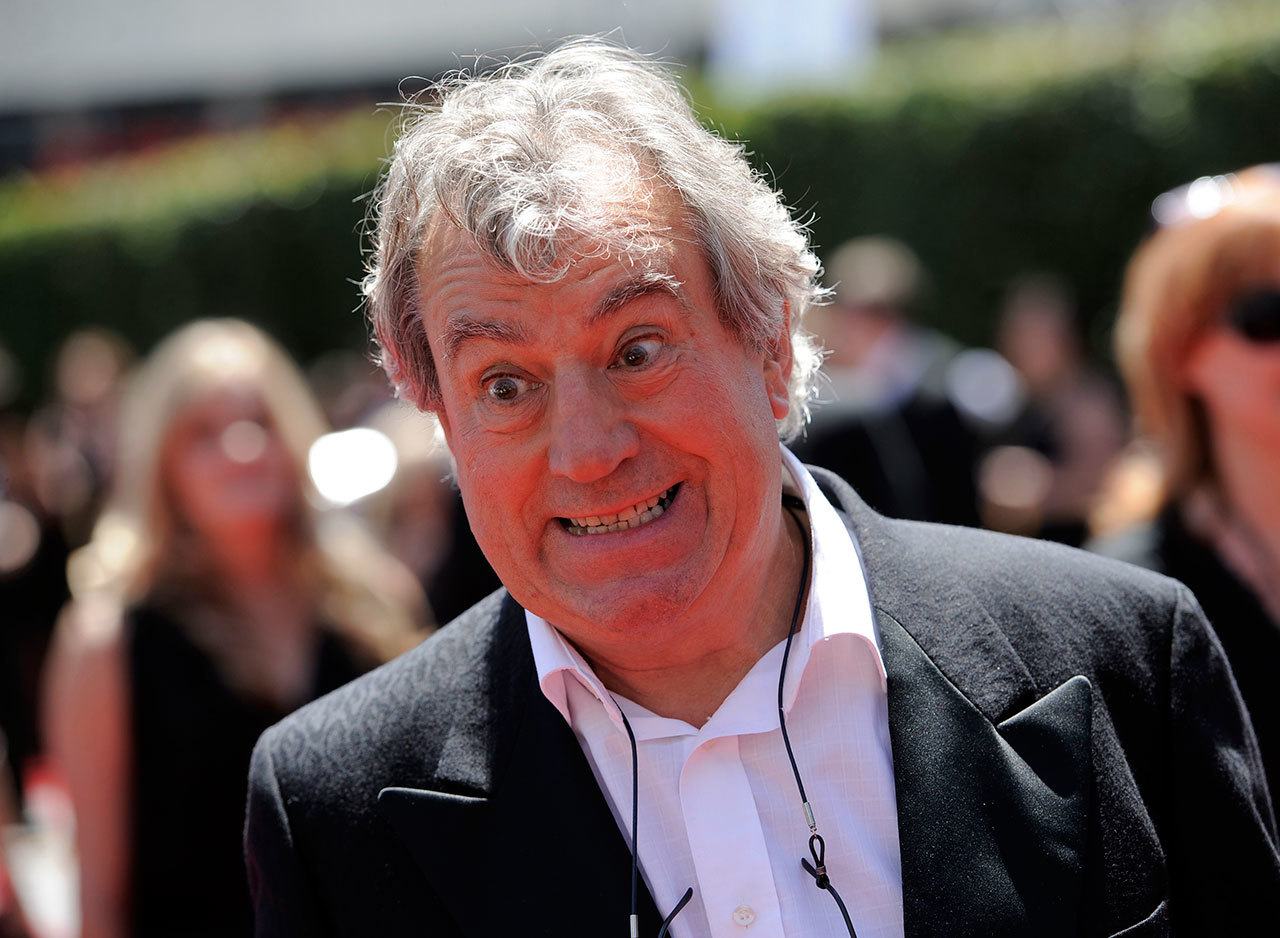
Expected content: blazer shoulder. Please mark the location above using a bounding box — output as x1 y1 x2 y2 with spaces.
892 517 1178 606
255 589 515 803
865 513 1187 685
811 460 1185 659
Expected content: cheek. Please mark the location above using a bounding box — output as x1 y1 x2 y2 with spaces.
1242 356 1280 427
253 433 289 472
259 445 302 503
704 359 781 449
652 358 780 514
452 432 541 561
165 448 221 525
1188 340 1275 411
664 350 772 425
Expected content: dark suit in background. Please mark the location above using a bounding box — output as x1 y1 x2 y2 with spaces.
793 388 981 527
245 469 1279 937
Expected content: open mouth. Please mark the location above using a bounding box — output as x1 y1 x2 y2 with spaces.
559 483 681 536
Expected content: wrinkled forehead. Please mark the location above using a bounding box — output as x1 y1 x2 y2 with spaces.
415 160 696 289
416 219 687 297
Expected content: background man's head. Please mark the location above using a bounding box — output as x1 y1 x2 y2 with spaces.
817 236 924 369
826 236 923 320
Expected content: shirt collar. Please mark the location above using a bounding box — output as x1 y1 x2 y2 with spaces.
778 447 886 703
525 606 624 729
526 446 886 733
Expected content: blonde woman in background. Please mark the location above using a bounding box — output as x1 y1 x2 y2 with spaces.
1092 166 1280 794
43 320 427 938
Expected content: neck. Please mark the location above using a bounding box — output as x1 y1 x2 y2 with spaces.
1211 437 1280 574
586 509 807 727
204 522 296 594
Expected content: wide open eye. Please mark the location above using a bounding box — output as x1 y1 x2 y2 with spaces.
613 336 664 370
484 373 536 403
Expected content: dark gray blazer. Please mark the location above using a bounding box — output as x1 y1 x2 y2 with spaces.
245 467 1280 936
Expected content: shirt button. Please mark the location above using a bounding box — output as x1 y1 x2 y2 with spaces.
732 905 756 927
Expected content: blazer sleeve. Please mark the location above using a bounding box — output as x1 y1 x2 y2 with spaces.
1166 582 1280 927
244 728 329 937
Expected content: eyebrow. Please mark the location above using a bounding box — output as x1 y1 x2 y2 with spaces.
587 270 686 326
439 270 685 360
440 315 531 360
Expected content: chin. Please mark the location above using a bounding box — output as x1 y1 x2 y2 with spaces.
550 570 704 638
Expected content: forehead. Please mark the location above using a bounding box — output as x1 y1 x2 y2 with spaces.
173 386 267 424
415 181 703 311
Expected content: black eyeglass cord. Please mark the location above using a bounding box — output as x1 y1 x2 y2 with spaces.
618 706 693 938
779 505 858 938
617 500 856 937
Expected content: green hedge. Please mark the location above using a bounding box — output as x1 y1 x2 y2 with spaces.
2 18 1280 405
736 45 1280 352
0 112 391 405
0 188 378 397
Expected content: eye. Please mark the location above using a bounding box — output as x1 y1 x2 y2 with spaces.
613 336 664 370
484 373 536 403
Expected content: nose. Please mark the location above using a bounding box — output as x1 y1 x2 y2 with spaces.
547 368 640 484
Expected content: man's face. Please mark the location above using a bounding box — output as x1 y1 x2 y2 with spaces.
420 188 792 658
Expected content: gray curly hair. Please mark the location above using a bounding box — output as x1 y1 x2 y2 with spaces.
362 38 827 439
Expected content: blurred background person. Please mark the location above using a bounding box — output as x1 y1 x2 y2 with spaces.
0 342 50 820
978 273 1127 544
794 235 986 525
1091 165 1280 793
0 341 66 938
42 319 427 938
307 349 397 432
362 402 501 626
0 332 133 826
24 330 134 549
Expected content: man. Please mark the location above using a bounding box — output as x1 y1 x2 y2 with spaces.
793 236 985 526
245 40 1279 937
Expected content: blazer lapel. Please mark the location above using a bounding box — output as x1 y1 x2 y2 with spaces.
880 612 1092 938
377 596 662 936
810 466 1094 938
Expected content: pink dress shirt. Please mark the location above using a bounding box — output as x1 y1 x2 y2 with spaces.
526 449 905 938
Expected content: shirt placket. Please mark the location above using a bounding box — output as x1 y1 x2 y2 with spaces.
681 735 783 937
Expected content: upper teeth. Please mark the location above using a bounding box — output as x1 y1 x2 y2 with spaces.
567 488 672 534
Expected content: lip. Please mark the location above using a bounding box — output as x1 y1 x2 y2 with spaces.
553 482 681 525
546 480 696 563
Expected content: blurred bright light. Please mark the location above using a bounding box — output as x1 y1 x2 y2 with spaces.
1153 174 1238 226
1185 176 1227 219
946 348 1024 428
308 428 398 506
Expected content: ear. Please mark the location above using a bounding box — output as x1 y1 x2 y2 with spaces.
763 300 794 422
